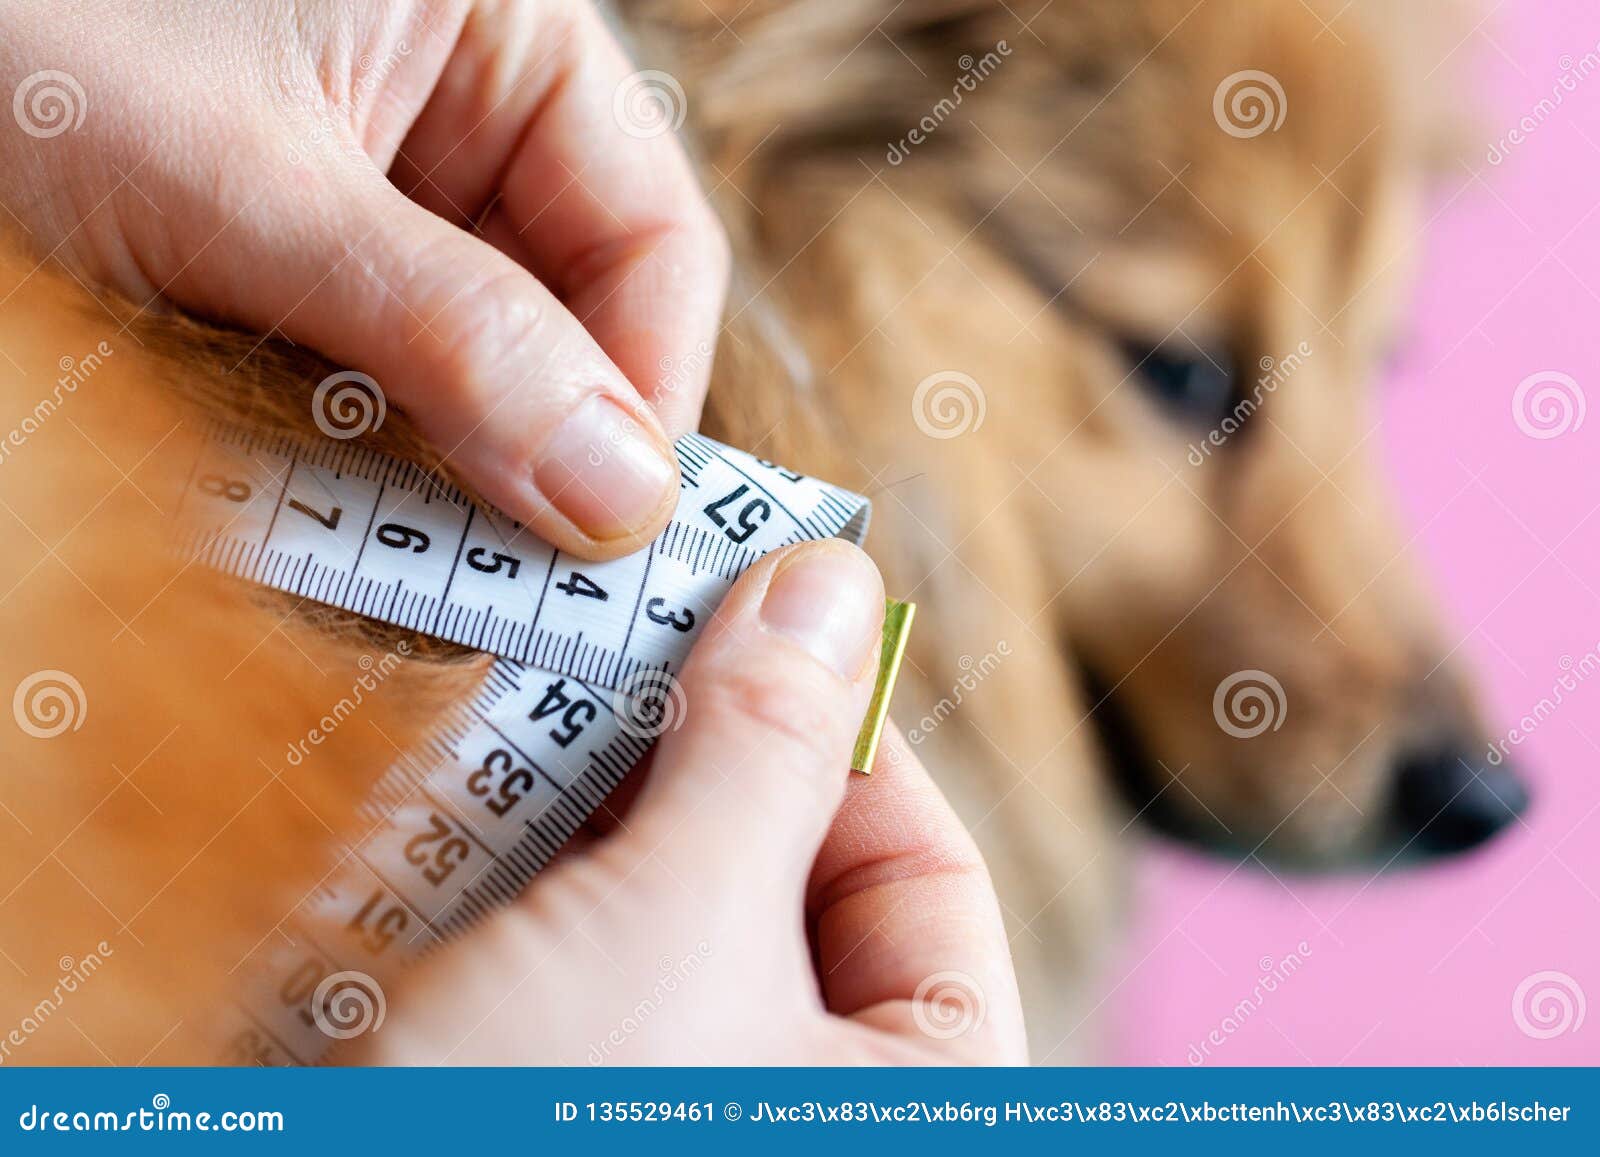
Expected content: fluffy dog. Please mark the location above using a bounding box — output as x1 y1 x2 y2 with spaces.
628 0 1525 1057
0 0 1524 1064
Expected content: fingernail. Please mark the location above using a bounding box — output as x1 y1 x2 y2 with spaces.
533 397 677 540
761 545 884 679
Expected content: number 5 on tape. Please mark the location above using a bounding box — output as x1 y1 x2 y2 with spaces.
180 424 911 1065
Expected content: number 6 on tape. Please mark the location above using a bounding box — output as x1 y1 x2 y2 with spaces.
178 423 912 1065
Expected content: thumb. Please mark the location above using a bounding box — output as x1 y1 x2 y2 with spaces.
199 161 680 561
621 541 886 903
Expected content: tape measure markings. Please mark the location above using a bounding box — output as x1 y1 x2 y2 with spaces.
185 424 873 1064
322 654 653 938
183 428 864 692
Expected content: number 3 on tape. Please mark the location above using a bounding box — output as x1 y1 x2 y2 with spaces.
178 423 911 1065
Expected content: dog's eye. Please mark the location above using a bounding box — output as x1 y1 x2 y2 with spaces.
1124 341 1236 426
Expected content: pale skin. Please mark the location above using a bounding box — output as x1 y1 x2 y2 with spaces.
0 0 729 559
351 543 1027 1064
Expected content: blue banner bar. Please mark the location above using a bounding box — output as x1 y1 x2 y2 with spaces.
0 1067 1594 1153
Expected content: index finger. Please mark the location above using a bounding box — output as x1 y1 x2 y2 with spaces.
401 0 729 437
807 724 1028 1063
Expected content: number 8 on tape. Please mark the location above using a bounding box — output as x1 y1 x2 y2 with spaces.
178 424 912 1064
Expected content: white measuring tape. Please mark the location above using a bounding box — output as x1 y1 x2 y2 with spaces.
175 423 873 1064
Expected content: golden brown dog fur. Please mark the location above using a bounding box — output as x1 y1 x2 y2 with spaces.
0 0 1481 1063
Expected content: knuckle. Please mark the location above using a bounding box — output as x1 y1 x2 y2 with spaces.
402 247 547 396
698 208 732 286
695 662 850 771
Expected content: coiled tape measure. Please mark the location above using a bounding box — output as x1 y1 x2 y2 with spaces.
176 423 914 1064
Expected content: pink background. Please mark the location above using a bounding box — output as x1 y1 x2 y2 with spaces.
1112 2 1599 1065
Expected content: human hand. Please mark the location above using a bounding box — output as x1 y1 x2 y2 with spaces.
0 0 728 557
351 540 1026 1064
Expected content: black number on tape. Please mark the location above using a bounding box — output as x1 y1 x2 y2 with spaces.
466 547 521 579
347 889 408 955
530 678 598 748
376 522 430 553
703 484 771 544
468 749 537 817
645 597 695 632
287 496 342 530
199 474 251 503
404 813 470 886
554 571 607 601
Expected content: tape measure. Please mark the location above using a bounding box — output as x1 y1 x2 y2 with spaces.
174 422 911 1064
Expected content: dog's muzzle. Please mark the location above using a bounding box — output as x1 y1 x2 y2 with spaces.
1080 661 1531 865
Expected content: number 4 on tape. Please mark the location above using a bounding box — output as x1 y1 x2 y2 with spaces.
182 422 915 1063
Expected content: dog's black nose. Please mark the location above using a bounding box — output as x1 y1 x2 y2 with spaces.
1393 750 1529 854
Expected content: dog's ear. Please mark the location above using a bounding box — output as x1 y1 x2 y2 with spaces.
620 0 1025 162
0 245 480 1063
616 0 1034 472
1340 0 1487 176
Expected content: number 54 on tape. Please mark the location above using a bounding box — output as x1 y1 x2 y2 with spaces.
177 424 912 1065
